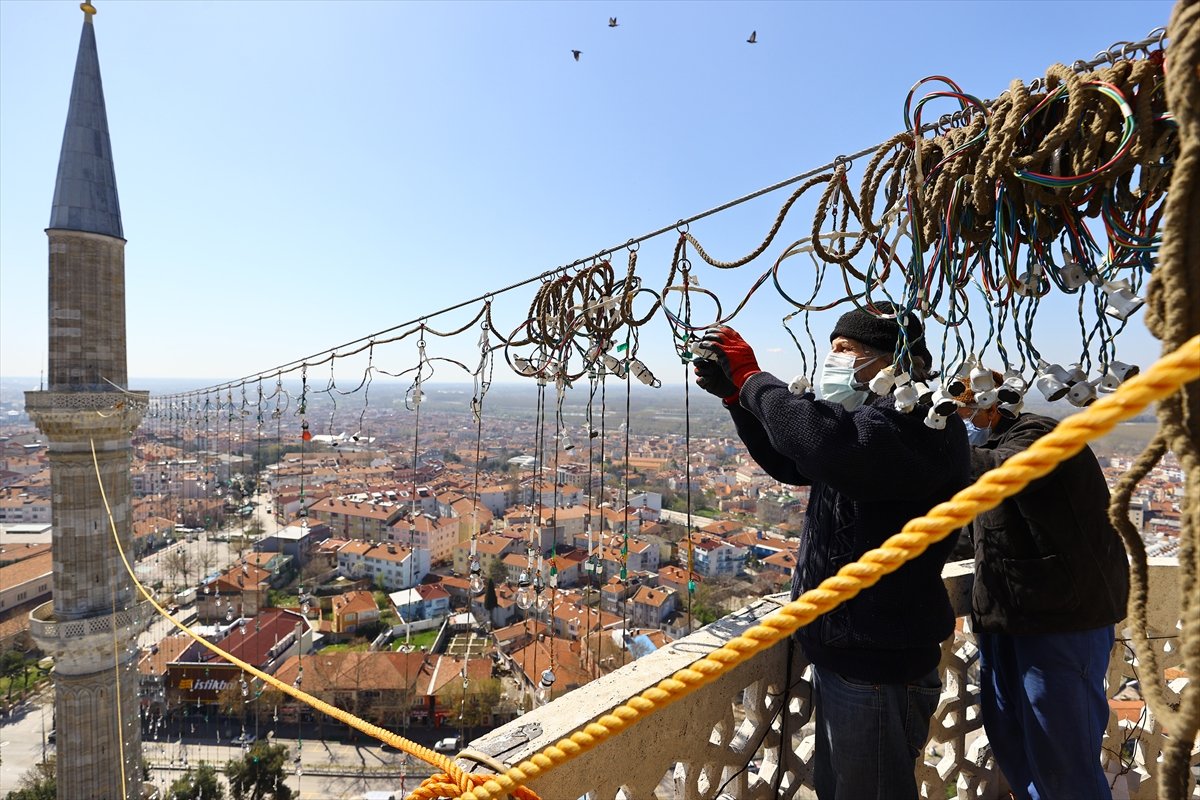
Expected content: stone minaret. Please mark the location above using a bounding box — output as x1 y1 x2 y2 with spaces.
24 4 147 798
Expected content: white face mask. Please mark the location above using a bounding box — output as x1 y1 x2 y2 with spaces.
819 352 877 410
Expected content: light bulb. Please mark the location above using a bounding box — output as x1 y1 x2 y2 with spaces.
536 593 550 613
536 668 556 704
469 572 485 597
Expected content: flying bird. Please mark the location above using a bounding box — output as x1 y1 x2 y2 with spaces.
572 49 582 61
746 30 757 44
609 17 618 27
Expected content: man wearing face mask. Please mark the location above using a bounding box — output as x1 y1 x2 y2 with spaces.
953 375 1128 800
693 303 969 800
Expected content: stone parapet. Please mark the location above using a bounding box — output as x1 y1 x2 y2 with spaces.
464 559 1189 800
29 599 149 676
25 389 148 441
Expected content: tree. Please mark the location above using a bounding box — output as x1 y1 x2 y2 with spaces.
167 762 225 800
487 557 507 586
1 648 27 703
483 578 498 613
5 756 54 800
224 742 293 800
164 547 194 591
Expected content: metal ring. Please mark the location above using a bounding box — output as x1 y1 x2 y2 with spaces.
832 154 854 171
1123 42 1140 61
1072 59 1090 73
1029 77 1044 93
626 238 640 253
1150 26 1167 50
675 220 689 235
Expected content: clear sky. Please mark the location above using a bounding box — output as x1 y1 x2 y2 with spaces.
0 0 1175 392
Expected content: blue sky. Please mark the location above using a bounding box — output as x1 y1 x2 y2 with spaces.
0 0 1174 391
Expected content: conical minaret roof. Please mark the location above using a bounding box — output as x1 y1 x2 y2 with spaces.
48 3 122 239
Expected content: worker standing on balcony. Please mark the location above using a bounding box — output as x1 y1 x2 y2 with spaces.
694 303 969 800
953 375 1128 800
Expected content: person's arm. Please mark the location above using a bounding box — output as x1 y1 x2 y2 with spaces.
738 371 963 501
728 403 812 486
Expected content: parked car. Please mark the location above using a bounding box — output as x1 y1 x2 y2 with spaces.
433 736 461 753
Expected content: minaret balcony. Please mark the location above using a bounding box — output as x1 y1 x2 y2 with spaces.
29 600 150 675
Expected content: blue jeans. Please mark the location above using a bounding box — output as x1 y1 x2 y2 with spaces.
811 664 941 800
977 626 1115 800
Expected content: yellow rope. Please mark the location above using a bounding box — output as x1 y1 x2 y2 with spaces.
435 334 1199 800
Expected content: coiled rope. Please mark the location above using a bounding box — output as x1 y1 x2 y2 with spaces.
1107 3 1200 797
410 333 1199 800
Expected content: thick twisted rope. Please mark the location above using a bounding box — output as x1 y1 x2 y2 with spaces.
416 334 1199 800
1108 3 1200 797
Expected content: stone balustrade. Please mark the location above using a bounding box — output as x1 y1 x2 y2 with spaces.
465 558 1194 799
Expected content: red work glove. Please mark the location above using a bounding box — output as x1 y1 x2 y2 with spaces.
698 327 761 402
693 358 738 404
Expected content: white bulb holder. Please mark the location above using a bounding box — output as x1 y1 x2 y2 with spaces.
1067 380 1098 408
1054 262 1089 290
411 388 424 406
1035 373 1069 402
1014 269 1048 298
893 382 919 413
969 365 996 392
602 354 626 378
1096 278 1145 321
628 359 661 388
513 357 538 377
1065 364 1088 385
997 371 1028 404
912 381 933 404
788 375 811 395
923 406 948 430
930 388 961 416
1100 361 1139 391
561 435 574 451
974 388 999 408
867 366 896 395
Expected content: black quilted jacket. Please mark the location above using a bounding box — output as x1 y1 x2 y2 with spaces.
728 372 970 683
965 413 1129 634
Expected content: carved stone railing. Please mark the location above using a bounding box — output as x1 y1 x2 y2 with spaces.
30 599 150 675
465 558 1192 799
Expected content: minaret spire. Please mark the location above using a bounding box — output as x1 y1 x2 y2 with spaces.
48 0 122 239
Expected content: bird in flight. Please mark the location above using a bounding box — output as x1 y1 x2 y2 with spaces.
746 30 757 44
609 17 618 27
572 49 582 61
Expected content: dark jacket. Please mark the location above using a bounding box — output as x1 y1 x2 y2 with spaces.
729 372 970 683
966 413 1129 634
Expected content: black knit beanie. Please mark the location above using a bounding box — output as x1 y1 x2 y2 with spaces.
829 302 932 370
